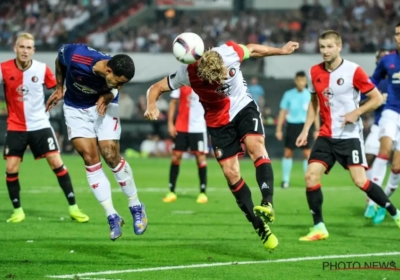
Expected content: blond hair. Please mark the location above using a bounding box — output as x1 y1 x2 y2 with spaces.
15 32 35 45
197 50 226 84
319 30 342 45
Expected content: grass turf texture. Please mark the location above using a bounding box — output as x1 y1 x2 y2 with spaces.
0 156 399 280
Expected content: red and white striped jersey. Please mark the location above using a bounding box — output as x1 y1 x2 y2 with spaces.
0 59 56 131
171 86 206 133
309 59 375 139
167 41 253 128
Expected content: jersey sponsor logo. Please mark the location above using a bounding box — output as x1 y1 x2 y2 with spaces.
322 87 334 107
392 72 400 84
73 82 97 94
31 76 38 83
16 85 29 101
337 78 344 85
216 83 230 97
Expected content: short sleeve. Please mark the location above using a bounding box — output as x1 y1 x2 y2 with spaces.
44 65 56 89
167 65 190 90
170 88 181 99
226 41 244 62
353 66 375 94
58 44 75 66
279 91 289 109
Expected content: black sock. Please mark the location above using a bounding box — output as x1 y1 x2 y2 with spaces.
229 178 263 229
169 162 180 192
254 156 274 206
6 172 21 208
362 180 397 216
198 163 207 193
53 165 76 205
306 184 324 225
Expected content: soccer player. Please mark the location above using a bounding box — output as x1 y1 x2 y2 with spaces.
365 23 400 223
275 71 319 188
164 85 208 203
0 33 88 223
145 39 299 250
296 30 400 241
45 43 147 241
363 50 391 220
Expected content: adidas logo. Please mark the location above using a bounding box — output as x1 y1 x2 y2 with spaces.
12 198 19 203
67 192 75 198
261 182 269 189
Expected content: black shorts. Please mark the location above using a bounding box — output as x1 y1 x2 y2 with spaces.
284 123 312 149
208 101 263 161
173 131 208 153
309 136 367 173
3 128 60 160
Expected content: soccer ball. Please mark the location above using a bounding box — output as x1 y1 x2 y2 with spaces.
172 32 204 64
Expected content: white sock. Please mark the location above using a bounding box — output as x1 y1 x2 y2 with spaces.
111 157 141 207
366 168 373 180
384 171 400 198
370 157 388 186
86 163 117 216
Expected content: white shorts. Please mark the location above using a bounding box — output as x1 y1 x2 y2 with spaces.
365 124 380 156
378 109 400 141
64 103 121 141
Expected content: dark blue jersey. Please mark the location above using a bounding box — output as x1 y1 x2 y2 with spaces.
361 77 388 125
371 51 400 114
58 44 118 108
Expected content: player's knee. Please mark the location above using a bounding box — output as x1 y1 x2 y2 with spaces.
196 153 206 165
46 154 63 169
284 149 293 158
100 144 120 168
246 139 267 160
6 158 21 174
352 177 368 189
305 170 320 188
171 151 183 164
222 164 240 185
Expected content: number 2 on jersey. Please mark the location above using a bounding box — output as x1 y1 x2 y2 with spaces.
47 137 55 150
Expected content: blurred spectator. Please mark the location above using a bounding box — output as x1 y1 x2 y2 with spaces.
248 77 265 106
263 107 276 125
119 92 135 120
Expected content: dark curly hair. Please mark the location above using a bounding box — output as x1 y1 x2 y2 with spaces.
107 54 135 81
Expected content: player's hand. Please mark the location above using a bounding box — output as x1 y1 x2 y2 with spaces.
144 104 160 121
275 131 283 141
96 93 114 116
382 93 388 104
296 131 308 147
281 41 299 55
46 88 64 112
340 111 360 128
168 123 177 138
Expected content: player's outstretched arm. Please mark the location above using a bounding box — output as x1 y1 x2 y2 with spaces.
45 58 66 111
144 77 171 120
246 41 299 58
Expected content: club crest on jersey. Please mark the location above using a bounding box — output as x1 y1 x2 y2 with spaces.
322 87 334 99
215 148 223 159
228 68 236 77
337 78 344 85
31 76 38 83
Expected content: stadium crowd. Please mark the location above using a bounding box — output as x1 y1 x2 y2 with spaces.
1 0 400 53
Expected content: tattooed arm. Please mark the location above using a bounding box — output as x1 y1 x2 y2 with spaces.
55 58 66 91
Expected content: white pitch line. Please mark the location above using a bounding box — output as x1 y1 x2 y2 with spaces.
0 186 356 194
46 251 400 279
